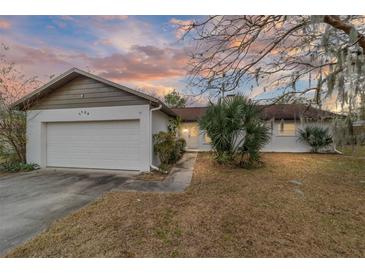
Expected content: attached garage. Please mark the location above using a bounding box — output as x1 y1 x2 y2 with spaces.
46 120 141 170
13 68 174 172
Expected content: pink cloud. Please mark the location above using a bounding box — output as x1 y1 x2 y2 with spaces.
1 40 89 80
1 40 192 103
135 84 175 100
9 44 72 66
91 45 189 82
170 18 193 39
93 38 113 46
3 36 190 85
0 19 11 29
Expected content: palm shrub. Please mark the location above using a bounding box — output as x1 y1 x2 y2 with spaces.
298 126 333 153
238 119 271 167
199 96 270 167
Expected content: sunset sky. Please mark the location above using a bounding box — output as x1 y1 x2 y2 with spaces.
0 15 212 104
0 15 338 109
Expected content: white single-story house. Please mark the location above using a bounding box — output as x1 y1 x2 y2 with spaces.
13 68 338 172
172 104 337 153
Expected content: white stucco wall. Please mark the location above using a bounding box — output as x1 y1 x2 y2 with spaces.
181 120 332 153
262 120 308 152
262 120 332 152
151 110 170 166
26 105 151 171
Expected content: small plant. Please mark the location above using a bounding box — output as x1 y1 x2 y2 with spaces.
0 161 40 173
167 116 182 136
153 132 186 169
298 126 333 153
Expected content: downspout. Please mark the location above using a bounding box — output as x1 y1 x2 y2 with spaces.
333 144 344 155
149 103 164 172
331 120 343 155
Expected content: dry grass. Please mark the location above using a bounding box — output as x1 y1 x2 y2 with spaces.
338 145 365 158
7 153 365 258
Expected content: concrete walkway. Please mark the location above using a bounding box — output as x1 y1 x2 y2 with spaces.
113 152 198 193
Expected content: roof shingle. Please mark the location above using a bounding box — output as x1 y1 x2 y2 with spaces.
172 104 339 122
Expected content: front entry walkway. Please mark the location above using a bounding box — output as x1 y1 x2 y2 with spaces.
113 152 198 193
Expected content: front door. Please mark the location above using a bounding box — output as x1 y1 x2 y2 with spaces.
181 122 199 149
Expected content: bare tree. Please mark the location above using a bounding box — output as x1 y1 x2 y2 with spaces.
0 43 41 163
183 16 365 111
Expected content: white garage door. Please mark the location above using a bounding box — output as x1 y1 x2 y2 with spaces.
46 120 141 170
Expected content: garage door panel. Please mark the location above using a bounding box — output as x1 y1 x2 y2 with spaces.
46 120 141 170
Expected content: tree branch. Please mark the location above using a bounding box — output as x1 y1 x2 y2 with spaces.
324 15 365 51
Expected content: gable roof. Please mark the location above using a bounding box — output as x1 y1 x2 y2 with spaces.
172 107 208 122
172 104 339 122
12 68 176 117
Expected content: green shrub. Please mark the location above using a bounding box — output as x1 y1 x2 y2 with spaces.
298 126 333 153
173 138 186 162
0 161 40 173
153 132 186 168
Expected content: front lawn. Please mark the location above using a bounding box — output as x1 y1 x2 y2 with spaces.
338 145 365 157
7 153 365 257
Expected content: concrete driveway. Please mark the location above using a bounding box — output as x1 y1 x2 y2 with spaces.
0 169 135 255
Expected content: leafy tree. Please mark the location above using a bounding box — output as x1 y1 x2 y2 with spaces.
298 126 333 153
164 89 186 108
199 96 270 167
0 44 41 163
183 16 365 111
0 110 27 163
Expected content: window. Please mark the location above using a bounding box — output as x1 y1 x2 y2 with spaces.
204 132 212 144
278 120 296 136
